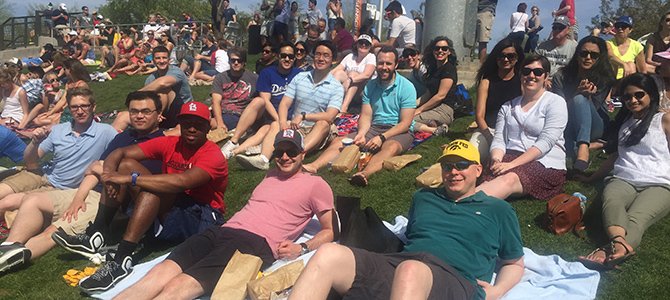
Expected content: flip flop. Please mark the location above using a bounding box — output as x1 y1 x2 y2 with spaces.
348 172 368 187
578 247 614 271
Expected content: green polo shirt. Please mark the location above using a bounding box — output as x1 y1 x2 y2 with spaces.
403 189 524 298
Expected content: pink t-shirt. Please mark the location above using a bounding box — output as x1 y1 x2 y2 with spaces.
224 170 334 258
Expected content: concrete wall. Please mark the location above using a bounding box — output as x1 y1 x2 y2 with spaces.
0 36 57 62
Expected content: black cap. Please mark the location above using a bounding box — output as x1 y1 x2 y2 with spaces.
274 129 305 152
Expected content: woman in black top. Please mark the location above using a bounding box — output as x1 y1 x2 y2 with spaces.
414 36 459 135
470 38 523 162
551 36 615 171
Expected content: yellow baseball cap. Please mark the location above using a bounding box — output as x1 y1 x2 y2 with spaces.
437 139 480 164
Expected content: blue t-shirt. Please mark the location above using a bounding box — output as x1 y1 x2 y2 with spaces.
285 71 344 126
0 126 26 163
363 72 416 125
100 129 164 174
255 66 301 111
145 65 192 129
39 121 118 189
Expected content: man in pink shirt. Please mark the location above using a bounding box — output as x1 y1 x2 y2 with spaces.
115 128 335 299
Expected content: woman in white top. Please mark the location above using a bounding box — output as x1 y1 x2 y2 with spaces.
509 3 529 48
477 54 568 201
578 73 670 270
331 34 376 113
0 68 29 129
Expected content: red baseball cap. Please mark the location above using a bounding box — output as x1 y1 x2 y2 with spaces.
178 101 210 121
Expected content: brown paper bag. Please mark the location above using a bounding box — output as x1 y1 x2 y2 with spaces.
211 250 263 300
383 154 423 171
207 127 229 143
4 210 17 228
247 260 305 300
415 163 443 188
331 145 360 173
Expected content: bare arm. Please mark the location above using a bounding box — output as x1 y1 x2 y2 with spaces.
16 89 30 129
477 257 524 300
303 107 339 123
475 79 490 130
354 104 373 144
277 209 335 259
635 51 647 74
416 77 453 114
211 92 226 130
23 127 50 169
349 64 376 83
645 42 661 67
278 95 295 129
140 75 177 94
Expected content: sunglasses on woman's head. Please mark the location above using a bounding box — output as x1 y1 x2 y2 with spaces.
621 91 646 102
578 51 600 59
521 67 545 76
433 46 450 52
440 161 476 172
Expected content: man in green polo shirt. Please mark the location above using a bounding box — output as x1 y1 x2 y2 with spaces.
289 139 525 300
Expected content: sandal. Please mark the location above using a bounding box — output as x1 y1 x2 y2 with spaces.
605 235 636 269
578 247 613 271
573 159 590 173
348 172 368 187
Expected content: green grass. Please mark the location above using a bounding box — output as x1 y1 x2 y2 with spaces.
1 57 669 299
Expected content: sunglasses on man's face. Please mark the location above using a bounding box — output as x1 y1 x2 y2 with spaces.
521 67 545 76
441 161 476 172
279 53 296 60
272 148 302 158
578 50 600 60
621 91 646 102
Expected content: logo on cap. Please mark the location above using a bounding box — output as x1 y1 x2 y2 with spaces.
189 102 197 111
282 129 295 139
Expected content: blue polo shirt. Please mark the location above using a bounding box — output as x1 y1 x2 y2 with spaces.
0 125 26 163
100 129 164 174
362 72 416 125
285 71 344 126
39 121 118 189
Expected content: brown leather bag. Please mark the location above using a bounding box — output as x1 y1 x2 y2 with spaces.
547 194 585 235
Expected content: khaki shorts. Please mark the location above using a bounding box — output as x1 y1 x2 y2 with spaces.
2 170 53 194
477 11 495 43
413 103 455 129
300 123 338 151
49 189 101 235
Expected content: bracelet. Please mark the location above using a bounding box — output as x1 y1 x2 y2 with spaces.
131 171 140 186
378 134 386 143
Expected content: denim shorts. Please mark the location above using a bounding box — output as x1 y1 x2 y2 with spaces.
152 197 225 242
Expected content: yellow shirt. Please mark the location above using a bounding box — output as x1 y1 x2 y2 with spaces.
607 38 644 79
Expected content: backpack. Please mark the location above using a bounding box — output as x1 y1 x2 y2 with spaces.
450 84 474 118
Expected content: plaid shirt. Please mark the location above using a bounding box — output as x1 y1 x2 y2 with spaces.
22 79 44 105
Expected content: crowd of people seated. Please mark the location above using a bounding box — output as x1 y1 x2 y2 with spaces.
0 4 670 300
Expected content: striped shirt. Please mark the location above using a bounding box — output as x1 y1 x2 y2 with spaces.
285 71 343 126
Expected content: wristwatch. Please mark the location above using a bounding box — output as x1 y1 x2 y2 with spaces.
378 134 387 143
299 242 309 255
131 171 140 186
301 111 307 120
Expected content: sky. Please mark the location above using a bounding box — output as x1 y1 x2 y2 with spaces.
13 0 602 41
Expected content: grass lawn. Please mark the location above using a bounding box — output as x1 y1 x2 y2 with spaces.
1 56 669 299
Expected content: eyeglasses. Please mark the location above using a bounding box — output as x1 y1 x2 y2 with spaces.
521 67 545 76
440 161 476 172
262 49 272 54
621 91 646 102
69 104 92 111
272 148 301 158
433 45 451 52
314 52 332 59
552 25 567 31
578 50 601 60
296 48 306 53
129 109 157 116
497 53 518 61
279 53 296 60
229 58 243 64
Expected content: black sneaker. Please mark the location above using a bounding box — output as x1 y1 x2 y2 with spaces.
0 242 31 273
51 227 105 259
79 255 133 293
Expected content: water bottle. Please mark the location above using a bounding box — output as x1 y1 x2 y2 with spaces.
573 192 588 214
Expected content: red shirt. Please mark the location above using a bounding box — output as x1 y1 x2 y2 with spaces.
559 0 575 25
138 136 228 213
334 29 354 52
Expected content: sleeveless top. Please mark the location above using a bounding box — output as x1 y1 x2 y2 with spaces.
614 112 670 186
1 87 25 122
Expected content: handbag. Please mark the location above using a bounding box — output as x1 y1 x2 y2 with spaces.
546 193 585 235
336 196 404 253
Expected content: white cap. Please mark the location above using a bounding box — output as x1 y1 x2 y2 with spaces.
68 30 77 36
357 34 373 44
59 3 67 10
97 14 104 19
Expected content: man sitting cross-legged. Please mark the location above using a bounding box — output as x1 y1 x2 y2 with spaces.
0 91 164 274
289 140 525 300
0 88 118 273
52 101 228 293
115 129 335 300
236 40 344 170
302 46 416 187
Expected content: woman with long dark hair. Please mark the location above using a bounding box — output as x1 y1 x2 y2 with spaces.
470 38 524 162
414 36 459 135
644 11 670 73
578 73 670 270
551 36 615 171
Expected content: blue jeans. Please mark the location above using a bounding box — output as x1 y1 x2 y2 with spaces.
564 94 609 159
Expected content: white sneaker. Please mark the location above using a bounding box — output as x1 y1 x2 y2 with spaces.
220 140 239 159
236 154 269 170
244 144 262 156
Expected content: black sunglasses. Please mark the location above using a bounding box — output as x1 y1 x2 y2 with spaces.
441 161 476 172
296 48 306 53
262 49 272 54
229 58 243 64
433 45 451 52
621 91 646 102
279 53 296 60
578 51 601 60
498 53 518 61
272 148 301 158
552 25 567 31
521 67 546 76
614 23 631 30
666 18 670 23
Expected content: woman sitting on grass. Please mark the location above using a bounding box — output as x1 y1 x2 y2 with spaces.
0 68 29 129
330 34 376 113
477 54 568 201
33 59 91 126
551 36 615 172
578 73 670 270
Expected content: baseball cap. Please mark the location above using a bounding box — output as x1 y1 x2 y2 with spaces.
615 16 633 27
178 101 210 122
68 30 77 36
553 16 570 27
437 139 480 164
357 34 372 44
59 3 67 10
274 129 305 152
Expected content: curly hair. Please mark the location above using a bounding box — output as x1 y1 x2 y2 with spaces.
422 36 457 77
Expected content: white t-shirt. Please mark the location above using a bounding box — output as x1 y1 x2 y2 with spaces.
341 52 376 74
214 49 230 73
389 15 416 49
510 12 528 33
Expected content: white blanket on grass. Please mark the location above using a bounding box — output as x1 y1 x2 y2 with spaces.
94 216 600 300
